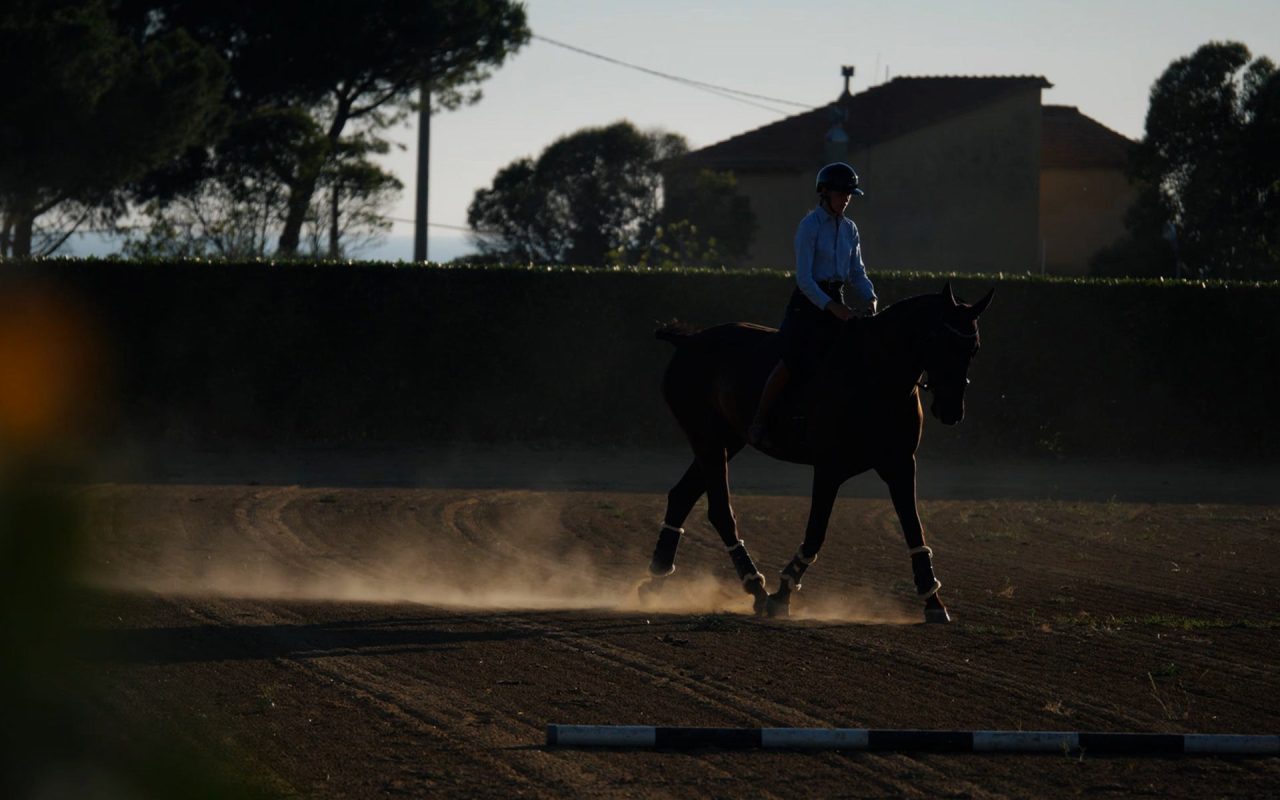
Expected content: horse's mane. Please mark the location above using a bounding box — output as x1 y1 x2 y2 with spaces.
658 294 948 347
874 292 945 323
831 293 949 359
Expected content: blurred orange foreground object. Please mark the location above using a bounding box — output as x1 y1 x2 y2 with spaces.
0 286 104 455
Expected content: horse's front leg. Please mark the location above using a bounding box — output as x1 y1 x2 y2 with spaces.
876 457 950 623
766 467 841 618
695 444 770 614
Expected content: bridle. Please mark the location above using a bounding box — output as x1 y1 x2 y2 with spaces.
938 321 978 340
917 320 979 393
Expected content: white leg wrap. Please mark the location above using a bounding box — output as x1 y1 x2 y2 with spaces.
726 539 745 552
909 545 933 557
918 578 942 599
742 571 765 587
794 547 817 565
662 523 685 534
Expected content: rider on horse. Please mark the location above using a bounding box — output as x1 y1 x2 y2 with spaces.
748 162 878 449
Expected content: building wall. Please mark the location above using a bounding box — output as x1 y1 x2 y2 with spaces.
733 88 1044 275
1039 167 1135 275
731 170 815 269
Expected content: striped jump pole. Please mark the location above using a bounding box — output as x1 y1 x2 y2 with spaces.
546 725 1280 756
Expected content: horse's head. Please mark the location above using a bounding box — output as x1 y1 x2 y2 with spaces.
922 283 993 425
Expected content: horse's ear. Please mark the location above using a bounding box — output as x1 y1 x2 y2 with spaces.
968 287 994 318
941 282 957 306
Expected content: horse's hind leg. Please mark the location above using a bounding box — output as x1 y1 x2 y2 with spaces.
648 461 705 577
643 444 747 606
877 458 951 623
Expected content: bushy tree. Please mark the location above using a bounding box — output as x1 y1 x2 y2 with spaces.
468 121 756 267
120 0 529 257
120 174 285 260
123 123 403 260
1105 41 1280 279
468 122 680 266
0 0 225 257
308 139 405 259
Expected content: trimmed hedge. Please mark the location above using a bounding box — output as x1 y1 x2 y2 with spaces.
5 259 1278 461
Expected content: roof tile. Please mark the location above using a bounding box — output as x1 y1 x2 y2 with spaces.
673 75 1138 173
1041 105 1134 169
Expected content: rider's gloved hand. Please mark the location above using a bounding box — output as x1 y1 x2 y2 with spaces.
826 301 854 321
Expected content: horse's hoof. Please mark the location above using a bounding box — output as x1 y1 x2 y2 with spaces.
752 591 768 616
924 606 952 624
765 594 790 618
637 578 665 605
742 574 769 615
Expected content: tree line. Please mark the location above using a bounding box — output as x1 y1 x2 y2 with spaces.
2 9 1274 278
0 0 530 259
0 0 749 267
1093 40 1279 281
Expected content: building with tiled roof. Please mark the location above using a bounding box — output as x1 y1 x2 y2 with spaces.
667 74 1135 275
1039 105 1136 273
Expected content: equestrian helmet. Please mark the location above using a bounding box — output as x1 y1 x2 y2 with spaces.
815 162 864 195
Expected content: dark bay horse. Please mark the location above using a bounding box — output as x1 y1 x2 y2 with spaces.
646 283 993 623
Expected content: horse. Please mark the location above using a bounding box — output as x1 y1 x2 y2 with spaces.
645 283 993 623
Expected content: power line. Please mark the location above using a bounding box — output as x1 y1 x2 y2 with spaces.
386 217 484 234
58 219 483 235
532 34 814 116
533 33 809 112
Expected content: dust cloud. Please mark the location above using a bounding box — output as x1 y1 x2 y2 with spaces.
83 486 915 625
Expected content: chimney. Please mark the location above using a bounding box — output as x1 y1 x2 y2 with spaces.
825 67 853 162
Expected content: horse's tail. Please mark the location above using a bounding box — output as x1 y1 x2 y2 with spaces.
654 320 700 345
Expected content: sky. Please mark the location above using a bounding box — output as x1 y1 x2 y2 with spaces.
369 0 1279 262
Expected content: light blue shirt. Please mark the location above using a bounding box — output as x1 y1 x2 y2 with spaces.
793 204 876 310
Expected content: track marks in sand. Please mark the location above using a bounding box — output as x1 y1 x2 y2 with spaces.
173 598 775 798
175 598 621 798
83 486 1280 799
477 611 1010 800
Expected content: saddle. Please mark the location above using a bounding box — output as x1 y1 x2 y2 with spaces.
766 323 866 449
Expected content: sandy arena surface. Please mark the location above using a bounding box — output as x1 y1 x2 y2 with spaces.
67 450 1280 798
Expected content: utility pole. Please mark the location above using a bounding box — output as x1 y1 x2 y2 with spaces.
413 82 431 263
